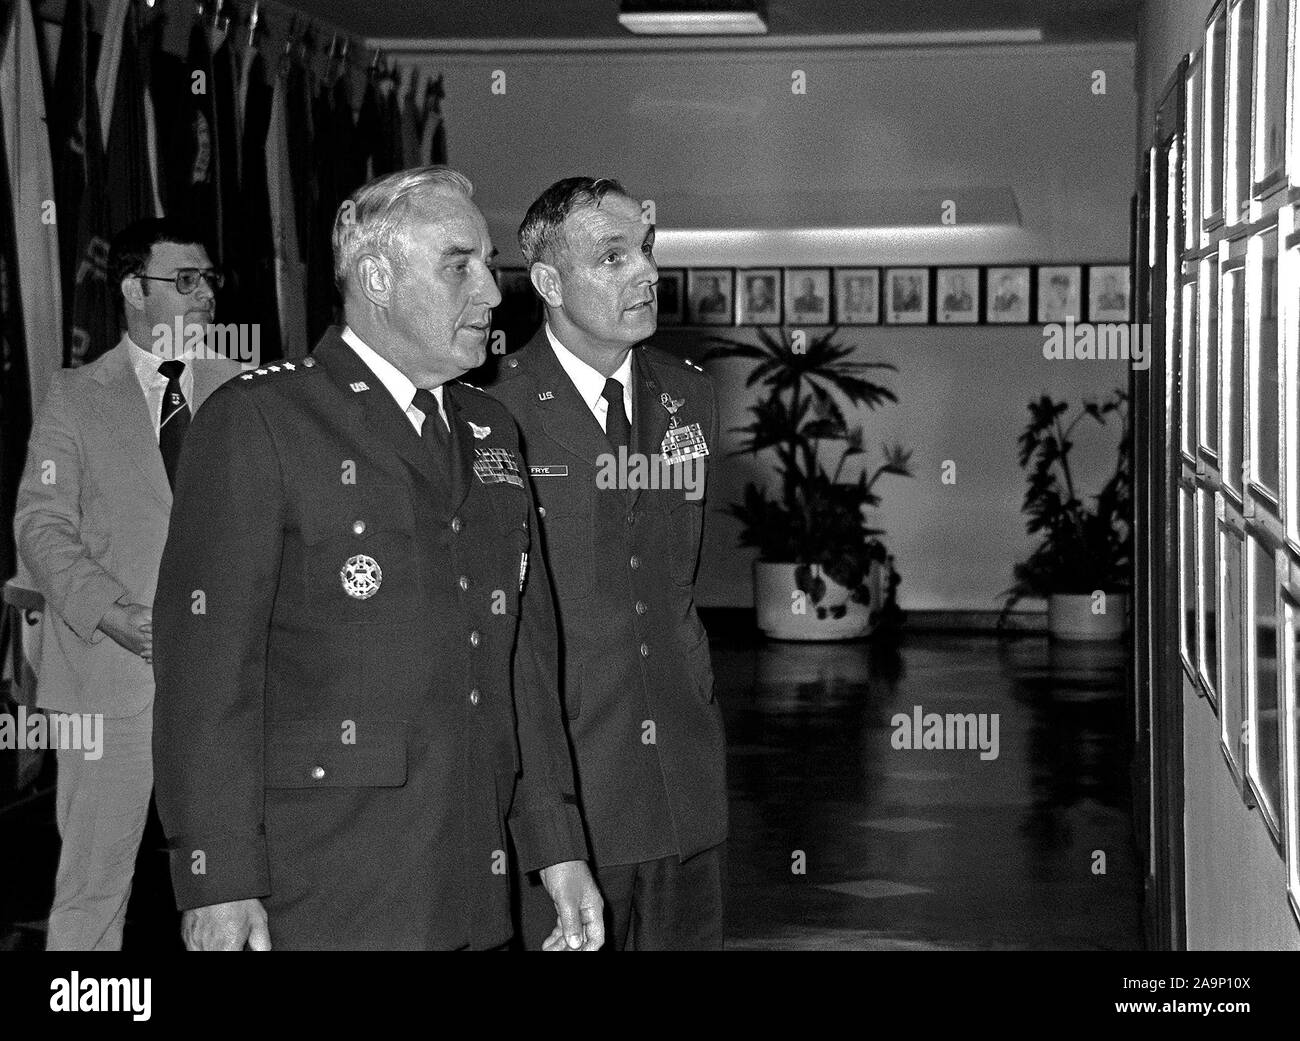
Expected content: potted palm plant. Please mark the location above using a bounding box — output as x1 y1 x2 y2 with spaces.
999 389 1132 640
705 327 912 641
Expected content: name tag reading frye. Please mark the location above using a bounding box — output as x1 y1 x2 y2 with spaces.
529 465 569 477
661 422 709 462
473 447 524 487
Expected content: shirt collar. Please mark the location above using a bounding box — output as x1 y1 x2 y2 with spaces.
125 332 166 381
545 323 634 410
340 325 442 414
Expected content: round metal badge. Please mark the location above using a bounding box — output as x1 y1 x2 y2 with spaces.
340 554 382 599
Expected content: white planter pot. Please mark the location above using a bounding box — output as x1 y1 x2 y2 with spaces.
754 561 883 641
1047 592 1128 642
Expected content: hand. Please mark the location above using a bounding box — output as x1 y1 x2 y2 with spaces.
538 860 604 951
181 899 272 951
97 602 153 662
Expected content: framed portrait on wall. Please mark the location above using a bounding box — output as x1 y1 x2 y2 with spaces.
687 269 734 326
834 268 880 324
1252 0 1289 195
656 269 685 326
935 268 979 323
1036 265 1082 322
986 266 1031 323
784 268 832 325
884 268 929 324
737 269 782 325
1087 265 1132 321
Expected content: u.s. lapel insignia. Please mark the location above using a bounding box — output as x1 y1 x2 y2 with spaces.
349 381 369 392
537 390 555 402
468 421 492 439
340 554 382 599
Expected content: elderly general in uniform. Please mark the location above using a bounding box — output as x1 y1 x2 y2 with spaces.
151 166 603 951
489 177 728 949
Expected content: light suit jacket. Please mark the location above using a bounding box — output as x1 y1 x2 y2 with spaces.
13 336 241 717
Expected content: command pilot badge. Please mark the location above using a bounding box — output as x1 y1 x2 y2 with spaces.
340 554 382 599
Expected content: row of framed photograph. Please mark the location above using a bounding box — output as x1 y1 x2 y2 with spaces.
498 265 1133 328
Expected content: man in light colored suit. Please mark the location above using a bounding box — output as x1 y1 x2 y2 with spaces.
13 218 244 950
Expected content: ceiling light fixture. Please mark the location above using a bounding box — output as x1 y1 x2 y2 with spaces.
618 1 768 36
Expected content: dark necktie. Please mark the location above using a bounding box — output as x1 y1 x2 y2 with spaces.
412 388 449 451
602 377 630 452
158 360 190 489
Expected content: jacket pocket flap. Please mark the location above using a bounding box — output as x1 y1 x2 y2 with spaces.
265 719 408 788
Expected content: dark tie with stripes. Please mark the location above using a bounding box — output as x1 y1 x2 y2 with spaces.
158 360 190 489
602 377 630 452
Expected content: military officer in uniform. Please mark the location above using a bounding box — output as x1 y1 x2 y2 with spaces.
489 177 727 949
151 167 604 950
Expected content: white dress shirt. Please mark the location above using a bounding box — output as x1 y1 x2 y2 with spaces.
341 325 448 435
545 323 632 433
127 333 194 440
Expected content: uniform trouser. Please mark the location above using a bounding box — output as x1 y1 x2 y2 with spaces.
45 703 153 951
518 842 726 951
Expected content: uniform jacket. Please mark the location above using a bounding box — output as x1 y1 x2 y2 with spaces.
13 337 241 717
487 328 728 867
151 328 587 950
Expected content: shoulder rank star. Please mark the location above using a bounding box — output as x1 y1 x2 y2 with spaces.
467 421 491 439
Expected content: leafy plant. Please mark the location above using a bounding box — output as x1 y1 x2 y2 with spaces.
999 389 1132 623
704 327 912 622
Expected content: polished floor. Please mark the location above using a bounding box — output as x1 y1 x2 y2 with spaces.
0 628 1142 950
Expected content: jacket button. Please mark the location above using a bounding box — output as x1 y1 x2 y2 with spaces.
640 643 650 658
458 575 469 591
469 630 481 647
352 520 366 535
469 688 480 706
635 600 647 615
626 513 636 526
451 516 463 533
629 555 640 570
310 765 326 780
302 357 315 368
538 506 547 518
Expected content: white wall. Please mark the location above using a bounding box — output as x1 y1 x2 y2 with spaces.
395 41 1136 611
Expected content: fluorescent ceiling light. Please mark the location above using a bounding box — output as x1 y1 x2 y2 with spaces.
618 11 767 34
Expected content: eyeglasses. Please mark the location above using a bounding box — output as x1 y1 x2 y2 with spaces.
137 268 225 294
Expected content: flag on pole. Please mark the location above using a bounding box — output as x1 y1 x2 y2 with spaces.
101 1 155 236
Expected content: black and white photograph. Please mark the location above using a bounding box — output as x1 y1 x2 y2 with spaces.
736 268 781 325
783 267 831 325
0 0 1291 1010
834 267 879 324
884 267 929 323
936 267 979 323
655 268 686 325
687 268 734 325
986 265 1032 323
1087 264 1131 321
1036 264 1083 322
